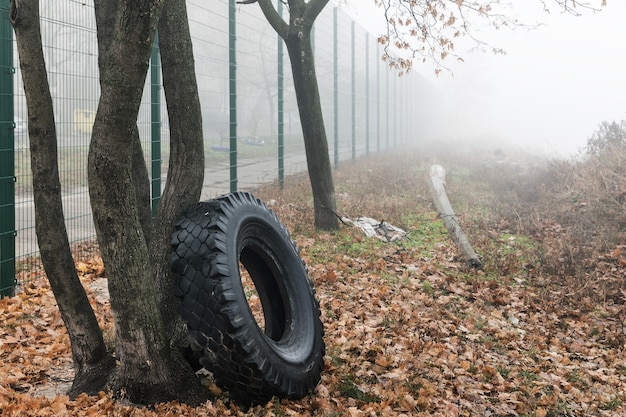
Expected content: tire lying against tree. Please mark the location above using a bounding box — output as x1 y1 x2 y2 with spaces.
170 191 325 406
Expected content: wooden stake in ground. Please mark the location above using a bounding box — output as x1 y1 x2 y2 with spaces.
429 165 483 269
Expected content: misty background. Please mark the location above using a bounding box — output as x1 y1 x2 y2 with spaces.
342 1 626 158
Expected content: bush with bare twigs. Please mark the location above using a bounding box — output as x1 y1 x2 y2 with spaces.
471 122 626 307
255 133 626 309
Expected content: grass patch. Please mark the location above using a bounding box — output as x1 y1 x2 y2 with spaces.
336 375 381 404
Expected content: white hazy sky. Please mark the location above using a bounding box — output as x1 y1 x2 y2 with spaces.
342 1 626 157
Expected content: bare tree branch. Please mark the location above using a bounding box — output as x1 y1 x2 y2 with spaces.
257 0 289 37
375 0 606 75
543 0 605 16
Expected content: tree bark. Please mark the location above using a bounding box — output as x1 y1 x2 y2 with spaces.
14 0 212 405
153 0 205 353
256 0 339 230
429 165 483 269
9 0 114 398
88 0 207 405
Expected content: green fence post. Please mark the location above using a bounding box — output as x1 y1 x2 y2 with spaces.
277 0 284 189
394 74 397 146
376 42 380 153
405 77 409 143
229 0 237 192
150 31 161 217
350 21 355 161
0 0 15 297
385 59 389 149
333 7 338 168
397 76 401 144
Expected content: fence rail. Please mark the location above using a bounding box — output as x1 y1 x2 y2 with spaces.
0 0 443 296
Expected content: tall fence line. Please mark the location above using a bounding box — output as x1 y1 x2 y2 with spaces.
0 0 444 296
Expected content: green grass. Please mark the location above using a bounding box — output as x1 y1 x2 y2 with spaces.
336 375 381 404
304 227 389 265
519 370 538 383
602 397 622 411
401 213 448 251
205 134 305 162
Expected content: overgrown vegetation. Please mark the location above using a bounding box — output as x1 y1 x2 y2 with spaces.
464 120 626 308
1 138 625 415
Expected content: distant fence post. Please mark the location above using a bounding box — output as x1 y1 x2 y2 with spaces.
385 59 389 149
376 42 380 153
333 7 338 168
0 0 15 297
397 75 401 144
277 0 284 189
365 33 369 156
150 31 161 217
228 0 237 192
394 75 397 146
350 21 355 161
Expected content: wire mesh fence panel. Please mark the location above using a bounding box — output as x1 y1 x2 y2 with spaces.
335 9 357 164
13 2 99 273
2 0 436 292
0 0 15 296
353 23 368 158
188 0 232 198
234 4 285 191
314 5 335 165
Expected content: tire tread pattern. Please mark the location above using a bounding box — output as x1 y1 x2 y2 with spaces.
170 191 324 405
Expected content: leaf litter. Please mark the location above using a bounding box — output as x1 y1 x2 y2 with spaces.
1 150 625 416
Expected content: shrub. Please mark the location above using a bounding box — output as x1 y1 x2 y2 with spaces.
585 120 626 157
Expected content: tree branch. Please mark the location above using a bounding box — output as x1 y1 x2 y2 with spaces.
256 0 289 38
542 0 605 16
304 0 330 22
375 0 605 74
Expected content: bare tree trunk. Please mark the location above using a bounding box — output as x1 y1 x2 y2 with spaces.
153 0 205 347
9 0 114 397
284 31 338 230
88 0 207 405
14 0 209 405
255 0 339 231
131 125 154 247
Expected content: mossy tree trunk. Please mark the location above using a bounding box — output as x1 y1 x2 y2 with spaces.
10 0 115 396
13 0 207 405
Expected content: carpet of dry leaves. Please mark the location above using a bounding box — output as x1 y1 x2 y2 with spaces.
1 149 625 416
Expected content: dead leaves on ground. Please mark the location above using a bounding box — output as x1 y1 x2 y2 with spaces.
0 277 71 395
1 222 625 416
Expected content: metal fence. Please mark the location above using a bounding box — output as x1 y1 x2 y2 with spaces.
0 0 444 296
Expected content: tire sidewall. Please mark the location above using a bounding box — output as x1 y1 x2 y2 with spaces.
222 198 321 376
172 192 325 403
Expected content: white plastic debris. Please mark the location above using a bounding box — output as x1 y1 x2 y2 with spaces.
341 216 407 242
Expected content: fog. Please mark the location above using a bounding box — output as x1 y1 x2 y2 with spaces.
343 1 626 158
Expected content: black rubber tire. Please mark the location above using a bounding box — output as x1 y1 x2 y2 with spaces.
170 191 325 406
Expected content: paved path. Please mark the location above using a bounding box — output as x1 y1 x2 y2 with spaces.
14 152 311 259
